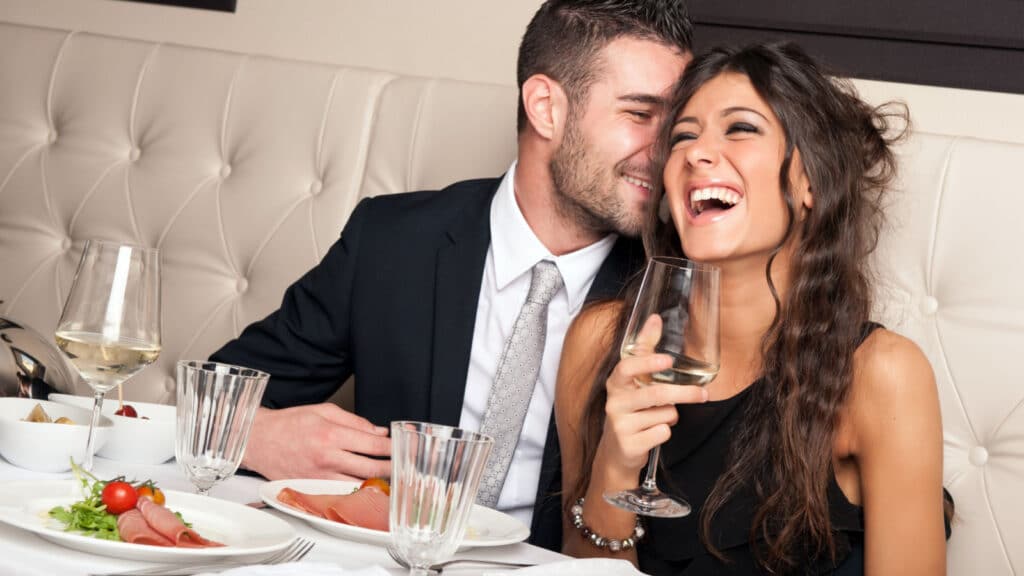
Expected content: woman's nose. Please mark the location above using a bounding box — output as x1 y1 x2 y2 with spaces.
684 135 719 168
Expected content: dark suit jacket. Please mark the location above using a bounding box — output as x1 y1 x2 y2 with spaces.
211 177 644 551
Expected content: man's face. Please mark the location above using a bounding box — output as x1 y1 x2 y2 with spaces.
550 37 689 237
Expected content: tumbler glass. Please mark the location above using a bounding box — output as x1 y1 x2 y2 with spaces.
389 421 493 576
175 360 268 495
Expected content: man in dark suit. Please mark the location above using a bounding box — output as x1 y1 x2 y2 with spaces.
211 0 692 551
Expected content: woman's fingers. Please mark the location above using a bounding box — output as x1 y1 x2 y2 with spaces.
608 382 708 413
609 352 674 387
634 313 663 352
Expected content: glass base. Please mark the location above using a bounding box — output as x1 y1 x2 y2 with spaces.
604 487 692 518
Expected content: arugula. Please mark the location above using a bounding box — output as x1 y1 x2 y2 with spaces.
47 461 121 540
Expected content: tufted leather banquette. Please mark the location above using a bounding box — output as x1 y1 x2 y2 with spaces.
0 20 1021 576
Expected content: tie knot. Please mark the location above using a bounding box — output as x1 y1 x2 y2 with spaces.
527 261 562 305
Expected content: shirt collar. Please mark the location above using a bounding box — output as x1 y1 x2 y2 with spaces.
490 161 619 313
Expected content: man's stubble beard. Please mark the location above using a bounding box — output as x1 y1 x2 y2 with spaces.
548 114 644 238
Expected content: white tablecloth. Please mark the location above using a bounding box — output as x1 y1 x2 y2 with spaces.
0 458 568 576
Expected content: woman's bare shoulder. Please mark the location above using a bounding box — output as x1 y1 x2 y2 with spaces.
848 328 940 442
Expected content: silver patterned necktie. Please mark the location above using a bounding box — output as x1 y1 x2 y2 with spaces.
476 260 563 508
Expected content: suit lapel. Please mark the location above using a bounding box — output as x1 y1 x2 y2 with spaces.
428 185 495 427
587 235 645 301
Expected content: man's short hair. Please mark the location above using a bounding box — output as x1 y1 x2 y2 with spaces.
516 0 693 132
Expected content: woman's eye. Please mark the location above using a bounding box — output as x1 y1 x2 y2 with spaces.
726 122 760 135
670 131 697 145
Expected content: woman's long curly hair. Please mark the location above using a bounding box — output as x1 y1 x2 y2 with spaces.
568 41 906 572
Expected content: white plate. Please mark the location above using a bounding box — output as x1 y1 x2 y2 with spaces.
0 480 296 562
259 479 530 548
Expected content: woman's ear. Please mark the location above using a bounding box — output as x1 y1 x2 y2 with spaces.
521 74 567 142
791 149 813 211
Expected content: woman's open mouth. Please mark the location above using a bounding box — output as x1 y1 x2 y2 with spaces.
688 186 741 220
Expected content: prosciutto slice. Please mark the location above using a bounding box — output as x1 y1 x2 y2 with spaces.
116 509 174 546
136 497 224 547
278 486 389 531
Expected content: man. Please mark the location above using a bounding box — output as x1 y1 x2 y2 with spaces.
211 0 691 551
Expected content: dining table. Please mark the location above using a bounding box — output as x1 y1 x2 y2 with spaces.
0 456 570 576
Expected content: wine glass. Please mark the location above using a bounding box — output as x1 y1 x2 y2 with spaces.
389 421 493 576
604 256 720 517
175 360 268 496
54 240 161 471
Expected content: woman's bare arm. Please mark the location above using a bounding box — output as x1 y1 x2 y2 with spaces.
850 330 946 575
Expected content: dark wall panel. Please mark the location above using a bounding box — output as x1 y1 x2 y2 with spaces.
689 0 1024 94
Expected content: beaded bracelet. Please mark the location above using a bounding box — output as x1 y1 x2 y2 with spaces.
570 497 646 552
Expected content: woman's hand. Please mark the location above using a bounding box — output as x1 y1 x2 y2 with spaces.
595 314 708 484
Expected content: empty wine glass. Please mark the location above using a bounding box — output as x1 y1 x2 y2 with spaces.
55 240 161 471
175 360 268 496
604 256 720 517
390 421 493 576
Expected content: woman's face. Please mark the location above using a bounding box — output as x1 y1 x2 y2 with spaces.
662 72 810 266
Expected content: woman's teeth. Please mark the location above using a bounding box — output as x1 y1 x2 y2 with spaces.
690 186 739 215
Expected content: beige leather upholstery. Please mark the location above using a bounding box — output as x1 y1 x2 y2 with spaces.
0 21 1020 575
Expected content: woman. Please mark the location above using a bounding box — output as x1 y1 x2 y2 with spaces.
556 42 949 574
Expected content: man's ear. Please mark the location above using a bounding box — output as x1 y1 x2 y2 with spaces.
521 74 567 141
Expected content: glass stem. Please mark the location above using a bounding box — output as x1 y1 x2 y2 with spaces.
640 445 662 492
82 391 105 471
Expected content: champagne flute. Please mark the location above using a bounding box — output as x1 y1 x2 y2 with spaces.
54 240 161 471
604 256 719 517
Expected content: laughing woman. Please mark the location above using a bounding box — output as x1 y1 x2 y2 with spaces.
556 42 951 575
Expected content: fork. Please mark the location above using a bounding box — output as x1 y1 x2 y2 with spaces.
386 544 535 573
90 536 315 576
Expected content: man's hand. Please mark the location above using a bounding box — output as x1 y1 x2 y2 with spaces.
241 403 391 481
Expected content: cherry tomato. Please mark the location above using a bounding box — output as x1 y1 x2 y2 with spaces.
136 485 165 506
114 404 138 418
359 477 390 496
101 481 138 515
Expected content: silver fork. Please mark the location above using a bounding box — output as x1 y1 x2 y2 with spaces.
90 536 315 576
386 544 535 573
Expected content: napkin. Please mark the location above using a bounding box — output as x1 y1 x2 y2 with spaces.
195 563 390 576
491 557 646 575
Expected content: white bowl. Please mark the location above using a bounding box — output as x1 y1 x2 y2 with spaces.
0 397 113 472
49 393 176 465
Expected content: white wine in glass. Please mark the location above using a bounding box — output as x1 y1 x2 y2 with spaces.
55 240 161 471
605 256 720 518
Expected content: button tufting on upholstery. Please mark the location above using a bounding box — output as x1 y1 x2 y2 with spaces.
310 179 323 196
129 147 141 162
220 164 232 179
236 277 249 294
164 377 176 393
920 296 939 315
60 237 71 251
969 446 989 466
47 130 58 144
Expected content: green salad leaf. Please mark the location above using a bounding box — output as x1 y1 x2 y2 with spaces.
48 461 121 540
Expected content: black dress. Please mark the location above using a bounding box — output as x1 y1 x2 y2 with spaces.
636 324 951 575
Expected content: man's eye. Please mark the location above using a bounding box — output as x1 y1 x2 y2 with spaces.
726 122 760 135
628 110 652 120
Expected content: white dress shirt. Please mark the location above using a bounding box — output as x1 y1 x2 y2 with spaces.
459 162 617 526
